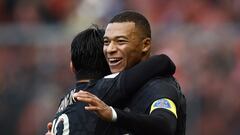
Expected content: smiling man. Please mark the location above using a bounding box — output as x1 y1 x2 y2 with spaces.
46 24 177 135
103 19 150 73
76 11 186 135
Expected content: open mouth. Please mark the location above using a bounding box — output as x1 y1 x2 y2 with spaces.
108 58 122 66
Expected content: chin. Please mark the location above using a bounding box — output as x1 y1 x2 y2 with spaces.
110 68 122 73
110 70 119 73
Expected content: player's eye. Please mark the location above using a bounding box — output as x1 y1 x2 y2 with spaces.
104 40 110 46
117 39 127 45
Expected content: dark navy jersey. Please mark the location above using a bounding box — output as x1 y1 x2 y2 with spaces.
96 76 186 135
51 73 128 135
51 82 99 135
50 54 176 135
123 76 186 135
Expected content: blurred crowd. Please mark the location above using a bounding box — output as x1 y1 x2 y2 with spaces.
0 0 240 135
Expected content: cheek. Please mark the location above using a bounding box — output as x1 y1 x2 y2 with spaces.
103 47 107 56
123 48 142 67
103 46 107 52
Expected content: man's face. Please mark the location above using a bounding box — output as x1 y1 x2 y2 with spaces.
103 22 144 73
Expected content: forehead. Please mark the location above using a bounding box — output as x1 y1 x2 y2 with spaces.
104 22 136 38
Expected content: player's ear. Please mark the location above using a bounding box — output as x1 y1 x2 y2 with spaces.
70 61 76 73
141 37 151 54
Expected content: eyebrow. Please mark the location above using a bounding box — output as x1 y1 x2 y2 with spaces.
103 36 128 40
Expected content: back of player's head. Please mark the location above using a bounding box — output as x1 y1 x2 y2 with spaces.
109 10 151 38
71 25 111 80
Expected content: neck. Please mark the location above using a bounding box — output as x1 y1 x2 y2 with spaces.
141 54 150 61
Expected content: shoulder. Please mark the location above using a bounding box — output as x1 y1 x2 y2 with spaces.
145 76 178 87
95 72 121 90
132 76 181 109
96 72 121 88
93 73 122 99
142 76 180 97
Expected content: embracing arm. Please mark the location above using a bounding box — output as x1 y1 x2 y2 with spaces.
103 54 175 107
114 108 177 135
120 54 175 97
73 91 177 135
73 78 180 134
112 79 180 135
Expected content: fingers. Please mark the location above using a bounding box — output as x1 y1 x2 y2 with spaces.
85 106 100 111
73 90 96 100
85 104 113 122
73 90 108 110
47 122 52 131
73 90 113 121
77 96 97 105
45 122 53 135
74 90 95 97
73 90 100 104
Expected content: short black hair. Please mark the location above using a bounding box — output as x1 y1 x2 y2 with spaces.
71 25 111 80
109 10 151 38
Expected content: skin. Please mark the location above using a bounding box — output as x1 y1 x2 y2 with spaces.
45 122 53 135
46 23 152 133
103 22 150 73
75 22 151 121
46 22 151 133
74 91 112 121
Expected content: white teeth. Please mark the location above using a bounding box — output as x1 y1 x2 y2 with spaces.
109 58 121 62
108 58 122 65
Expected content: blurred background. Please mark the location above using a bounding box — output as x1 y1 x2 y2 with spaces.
0 0 240 134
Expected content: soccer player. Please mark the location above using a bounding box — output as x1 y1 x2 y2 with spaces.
75 11 186 135
47 25 110 135
47 25 176 135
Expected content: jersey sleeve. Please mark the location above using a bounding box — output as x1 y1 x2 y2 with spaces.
113 108 177 135
119 54 175 99
112 78 180 135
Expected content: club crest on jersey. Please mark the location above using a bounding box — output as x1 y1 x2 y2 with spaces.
150 98 177 118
